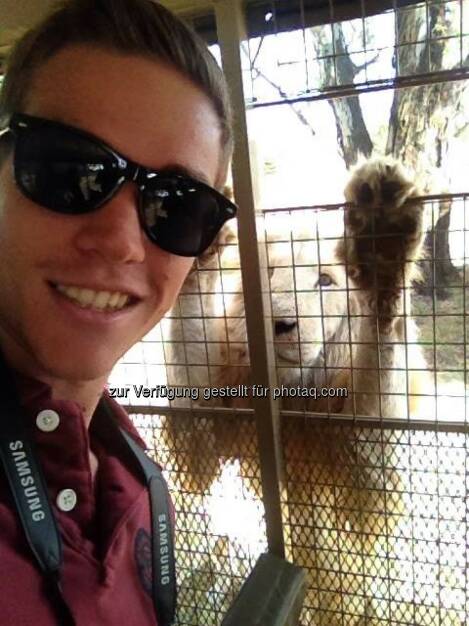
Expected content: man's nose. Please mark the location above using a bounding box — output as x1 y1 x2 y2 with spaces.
73 183 146 263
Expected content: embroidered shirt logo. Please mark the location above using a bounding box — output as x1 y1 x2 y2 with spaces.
135 528 152 596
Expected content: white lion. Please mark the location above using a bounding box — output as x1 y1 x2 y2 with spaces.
165 157 429 418
161 157 432 625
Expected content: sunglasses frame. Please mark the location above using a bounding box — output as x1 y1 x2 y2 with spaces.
1 113 237 256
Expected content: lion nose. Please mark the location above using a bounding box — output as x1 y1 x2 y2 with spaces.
274 320 297 336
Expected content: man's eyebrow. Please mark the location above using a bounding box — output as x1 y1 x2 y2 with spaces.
156 164 211 186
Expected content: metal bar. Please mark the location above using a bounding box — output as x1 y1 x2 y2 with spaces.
126 405 469 435
213 0 286 558
247 66 469 108
262 191 469 213
243 0 429 38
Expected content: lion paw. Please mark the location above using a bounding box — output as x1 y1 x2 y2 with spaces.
344 157 424 240
342 157 426 269
339 157 427 325
345 158 418 209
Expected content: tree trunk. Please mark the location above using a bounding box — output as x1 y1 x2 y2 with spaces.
419 201 461 298
315 24 373 166
386 3 464 296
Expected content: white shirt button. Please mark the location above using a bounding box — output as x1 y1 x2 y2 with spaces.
36 409 60 433
56 489 77 512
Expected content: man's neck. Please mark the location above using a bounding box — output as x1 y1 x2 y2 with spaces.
44 378 108 427
0 338 107 480
0 336 108 427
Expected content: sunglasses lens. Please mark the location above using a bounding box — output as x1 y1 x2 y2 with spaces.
10 115 236 257
14 125 121 213
141 178 228 256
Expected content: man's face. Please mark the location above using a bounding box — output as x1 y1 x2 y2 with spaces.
0 45 222 382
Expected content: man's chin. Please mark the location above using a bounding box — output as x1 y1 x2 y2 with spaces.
33 349 119 387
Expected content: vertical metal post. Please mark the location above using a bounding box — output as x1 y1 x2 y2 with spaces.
213 0 286 557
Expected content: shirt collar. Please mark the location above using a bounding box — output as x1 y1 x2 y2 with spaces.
0 358 147 547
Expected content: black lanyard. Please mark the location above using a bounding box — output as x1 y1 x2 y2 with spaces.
100 399 177 626
0 361 176 626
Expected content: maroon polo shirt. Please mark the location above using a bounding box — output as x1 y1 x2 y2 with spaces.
0 373 161 625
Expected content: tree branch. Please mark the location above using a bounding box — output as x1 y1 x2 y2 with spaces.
242 42 316 136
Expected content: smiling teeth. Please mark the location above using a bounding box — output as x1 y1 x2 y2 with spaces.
55 284 130 310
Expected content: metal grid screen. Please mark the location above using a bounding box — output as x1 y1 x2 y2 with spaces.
260 196 469 624
242 0 468 104
108 0 469 624
115 192 469 625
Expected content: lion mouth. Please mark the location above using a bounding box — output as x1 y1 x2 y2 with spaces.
275 348 301 364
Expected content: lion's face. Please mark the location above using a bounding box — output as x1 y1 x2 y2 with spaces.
218 231 355 384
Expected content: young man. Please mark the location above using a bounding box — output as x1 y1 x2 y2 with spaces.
0 0 235 624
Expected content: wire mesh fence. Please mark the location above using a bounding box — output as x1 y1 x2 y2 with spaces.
242 0 468 105
129 410 267 626
107 0 469 623
112 184 469 625
281 418 469 625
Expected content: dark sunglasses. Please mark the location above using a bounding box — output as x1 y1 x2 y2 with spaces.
0 113 237 257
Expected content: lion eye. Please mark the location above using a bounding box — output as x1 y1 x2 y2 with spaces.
317 273 333 287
